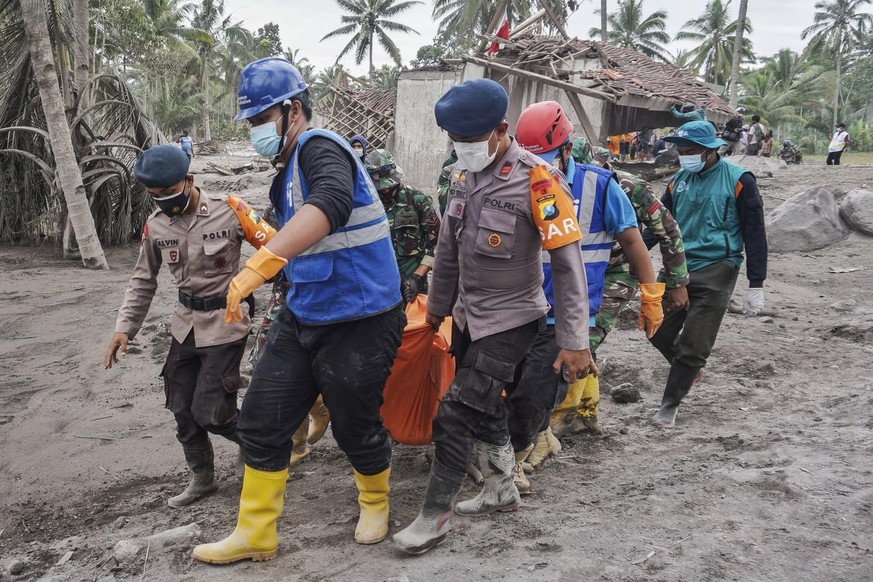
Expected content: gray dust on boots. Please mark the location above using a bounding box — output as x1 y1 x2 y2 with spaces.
393 460 466 555
454 439 520 516
654 361 701 428
167 442 219 508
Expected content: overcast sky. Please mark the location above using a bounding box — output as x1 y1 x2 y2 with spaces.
222 0 867 75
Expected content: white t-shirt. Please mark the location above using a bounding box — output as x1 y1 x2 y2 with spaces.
829 130 849 153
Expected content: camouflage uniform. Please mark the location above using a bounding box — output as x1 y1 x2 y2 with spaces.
366 148 441 294
570 137 592 165
590 169 689 352
436 150 457 215
385 186 441 292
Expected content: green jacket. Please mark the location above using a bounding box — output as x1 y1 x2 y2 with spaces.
668 159 747 272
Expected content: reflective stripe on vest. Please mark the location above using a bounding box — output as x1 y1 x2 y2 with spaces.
278 129 401 324
542 162 612 322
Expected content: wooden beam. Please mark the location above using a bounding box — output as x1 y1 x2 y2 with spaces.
537 0 570 40
477 0 509 55
509 10 547 39
464 55 614 102
564 91 599 145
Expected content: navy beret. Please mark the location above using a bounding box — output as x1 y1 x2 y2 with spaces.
435 79 509 138
134 145 191 188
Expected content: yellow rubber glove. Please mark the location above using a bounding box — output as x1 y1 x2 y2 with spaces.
226 246 287 323
638 282 666 339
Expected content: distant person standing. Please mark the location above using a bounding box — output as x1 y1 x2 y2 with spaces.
759 131 774 158
746 115 766 156
178 129 194 161
827 123 851 165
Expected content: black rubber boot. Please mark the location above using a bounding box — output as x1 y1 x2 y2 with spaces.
168 442 219 508
393 460 466 555
654 361 702 428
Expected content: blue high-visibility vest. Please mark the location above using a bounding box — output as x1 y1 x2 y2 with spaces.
543 162 613 323
273 129 401 324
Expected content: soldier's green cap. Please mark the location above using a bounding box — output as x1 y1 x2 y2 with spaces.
365 148 403 190
570 137 591 164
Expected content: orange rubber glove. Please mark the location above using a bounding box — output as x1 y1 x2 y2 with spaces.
225 246 287 323
638 282 666 339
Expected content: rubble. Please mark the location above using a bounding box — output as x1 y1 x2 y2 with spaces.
839 189 873 236
112 523 201 564
729 155 788 178
765 187 848 252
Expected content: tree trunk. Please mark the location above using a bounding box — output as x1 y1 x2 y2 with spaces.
833 36 842 126
21 0 108 269
72 0 90 112
728 0 748 108
369 40 374 77
600 0 607 42
201 58 212 140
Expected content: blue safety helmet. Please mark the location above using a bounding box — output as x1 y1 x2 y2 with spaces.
235 57 308 121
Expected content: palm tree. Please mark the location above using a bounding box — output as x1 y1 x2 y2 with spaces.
18 0 108 268
190 0 252 139
727 0 749 107
801 0 873 125
676 0 754 87
589 0 671 62
432 0 533 54
322 0 422 75
600 0 607 42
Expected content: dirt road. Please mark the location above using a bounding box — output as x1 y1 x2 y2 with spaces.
1 159 872 581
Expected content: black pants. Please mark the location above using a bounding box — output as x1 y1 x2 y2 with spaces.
238 305 405 474
162 332 248 446
827 151 843 165
746 143 760 156
432 318 544 474
507 325 568 450
650 261 739 369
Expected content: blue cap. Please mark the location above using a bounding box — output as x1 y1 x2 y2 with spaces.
434 79 509 138
133 145 190 188
664 120 726 149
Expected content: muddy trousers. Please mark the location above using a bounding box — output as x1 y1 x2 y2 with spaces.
237 305 405 474
508 325 569 444
432 318 544 474
162 332 248 446
649 261 739 369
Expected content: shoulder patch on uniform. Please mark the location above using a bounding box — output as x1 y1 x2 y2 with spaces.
140 222 149 244
499 162 512 176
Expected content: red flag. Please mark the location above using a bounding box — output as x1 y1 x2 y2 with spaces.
486 10 510 56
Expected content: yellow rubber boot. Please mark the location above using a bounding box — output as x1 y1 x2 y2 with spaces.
353 467 390 545
551 378 585 437
192 466 288 564
576 375 601 432
307 396 331 444
290 416 311 466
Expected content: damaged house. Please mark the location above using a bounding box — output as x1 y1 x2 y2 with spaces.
392 35 739 192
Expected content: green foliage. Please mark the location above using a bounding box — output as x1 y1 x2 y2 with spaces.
370 64 402 88
676 0 754 85
410 44 447 68
590 0 672 62
254 22 282 58
321 0 423 73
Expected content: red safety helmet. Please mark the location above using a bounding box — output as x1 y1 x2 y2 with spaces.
516 101 574 159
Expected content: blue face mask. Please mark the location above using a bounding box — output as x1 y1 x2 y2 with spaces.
250 120 281 157
678 153 706 173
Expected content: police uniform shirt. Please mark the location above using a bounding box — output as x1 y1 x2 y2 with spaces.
115 190 251 348
428 139 590 351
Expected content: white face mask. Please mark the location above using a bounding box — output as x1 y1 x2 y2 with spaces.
453 130 496 173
